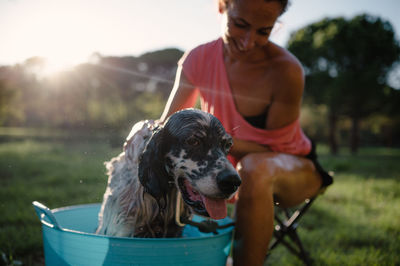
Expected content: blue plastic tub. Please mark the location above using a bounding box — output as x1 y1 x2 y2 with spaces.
33 201 234 266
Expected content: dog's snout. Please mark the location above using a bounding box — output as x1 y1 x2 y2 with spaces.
216 170 241 195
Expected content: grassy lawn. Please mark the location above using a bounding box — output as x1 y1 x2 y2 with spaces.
266 147 400 265
0 137 121 265
0 136 399 265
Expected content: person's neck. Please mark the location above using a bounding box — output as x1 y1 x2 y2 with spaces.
223 42 271 65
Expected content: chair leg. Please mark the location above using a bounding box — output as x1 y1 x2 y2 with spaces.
266 198 316 265
268 223 313 265
287 227 313 265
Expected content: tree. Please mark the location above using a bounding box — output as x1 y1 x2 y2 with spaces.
0 48 183 129
288 14 400 154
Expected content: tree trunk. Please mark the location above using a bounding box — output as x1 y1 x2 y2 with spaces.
350 116 360 154
328 112 338 155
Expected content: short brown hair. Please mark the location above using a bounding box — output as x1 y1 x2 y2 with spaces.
265 0 290 15
220 0 291 16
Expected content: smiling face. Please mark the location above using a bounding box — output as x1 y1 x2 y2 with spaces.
163 109 241 219
220 0 282 61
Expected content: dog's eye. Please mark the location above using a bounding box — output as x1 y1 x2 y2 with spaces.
186 137 200 146
223 139 233 153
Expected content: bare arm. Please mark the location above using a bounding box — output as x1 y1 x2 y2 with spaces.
124 66 197 147
230 56 304 159
160 65 199 122
266 57 305 130
230 137 271 159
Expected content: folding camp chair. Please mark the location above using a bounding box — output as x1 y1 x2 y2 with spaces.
264 140 334 265
266 186 330 266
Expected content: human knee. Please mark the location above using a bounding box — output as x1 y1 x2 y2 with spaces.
237 153 277 185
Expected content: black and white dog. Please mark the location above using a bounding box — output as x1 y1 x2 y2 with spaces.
96 109 241 238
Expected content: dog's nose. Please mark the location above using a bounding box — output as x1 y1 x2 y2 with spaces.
216 170 241 195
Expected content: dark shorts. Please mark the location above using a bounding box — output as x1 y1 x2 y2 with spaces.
305 141 333 188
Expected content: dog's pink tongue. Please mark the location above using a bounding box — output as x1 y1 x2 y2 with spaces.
202 196 227 220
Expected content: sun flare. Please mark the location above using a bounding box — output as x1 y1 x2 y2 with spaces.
2 0 103 76
41 58 77 77
24 56 81 79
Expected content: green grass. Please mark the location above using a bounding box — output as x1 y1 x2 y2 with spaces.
0 137 399 265
0 138 121 265
266 147 400 266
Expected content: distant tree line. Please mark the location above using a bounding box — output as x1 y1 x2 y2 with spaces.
288 14 400 153
0 14 399 153
0 48 183 132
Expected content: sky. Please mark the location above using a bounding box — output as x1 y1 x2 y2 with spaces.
1 0 399 73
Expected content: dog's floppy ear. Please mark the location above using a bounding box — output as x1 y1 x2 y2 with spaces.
138 128 170 200
123 120 154 164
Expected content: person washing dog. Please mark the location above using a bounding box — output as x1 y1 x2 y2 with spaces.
130 0 332 265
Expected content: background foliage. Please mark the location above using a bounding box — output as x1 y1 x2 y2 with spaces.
0 12 400 265
0 48 182 131
288 14 400 153
1 16 399 151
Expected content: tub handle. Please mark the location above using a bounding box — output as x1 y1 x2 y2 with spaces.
223 241 232 256
32 201 62 230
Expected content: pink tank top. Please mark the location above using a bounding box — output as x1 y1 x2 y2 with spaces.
180 38 311 166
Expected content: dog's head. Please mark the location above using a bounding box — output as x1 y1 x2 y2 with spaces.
138 109 241 220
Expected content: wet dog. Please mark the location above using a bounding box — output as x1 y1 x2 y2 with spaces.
96 109 241 238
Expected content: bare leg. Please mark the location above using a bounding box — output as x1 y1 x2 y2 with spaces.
233 152 322 266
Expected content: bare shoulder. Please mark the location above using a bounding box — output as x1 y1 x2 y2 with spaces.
263 43 305 128
268 43 304 82
266 43 305 99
